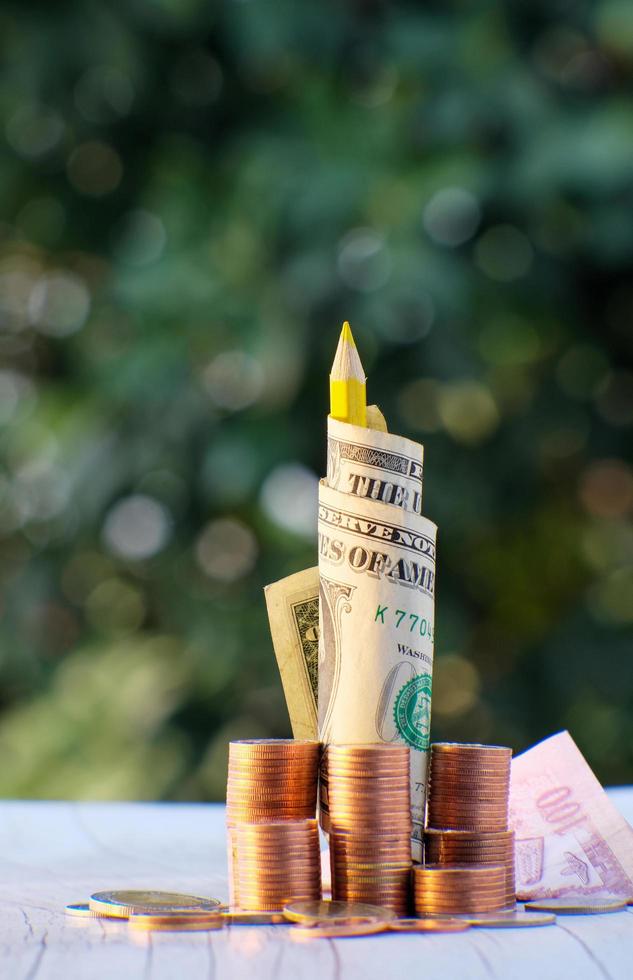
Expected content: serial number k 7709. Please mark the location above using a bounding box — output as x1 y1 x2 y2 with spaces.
374 604 434 642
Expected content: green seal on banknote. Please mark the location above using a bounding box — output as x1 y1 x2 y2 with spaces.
393 674 432 750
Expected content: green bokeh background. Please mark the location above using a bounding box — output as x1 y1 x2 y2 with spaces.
1 0 632 800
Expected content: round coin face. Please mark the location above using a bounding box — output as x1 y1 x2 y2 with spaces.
524 897 627 914
89 891 224 918
389 918 470 933
284 900 395 924
65 902 105 918
128 913 224 932
290 922 389 940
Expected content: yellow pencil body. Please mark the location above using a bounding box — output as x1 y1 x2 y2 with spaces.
329 322 367 428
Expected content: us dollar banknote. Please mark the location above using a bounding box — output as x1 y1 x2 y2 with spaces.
319 418 436 857
264 566 320 740
510 730 633 899
326 416 424 516
264 407 390 740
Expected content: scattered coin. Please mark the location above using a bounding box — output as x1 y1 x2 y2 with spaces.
284 900 395 924
461 911 555 927
128 913 225 932
388 918 470 933
64 903 107 918
289 921 390 940
222 911 287 925
524 897 627 915
89 890 224 919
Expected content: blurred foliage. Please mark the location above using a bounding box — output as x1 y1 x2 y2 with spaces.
0 0 632 799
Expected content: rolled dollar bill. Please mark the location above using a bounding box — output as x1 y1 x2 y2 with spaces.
326 416 424 515
319 417 436 857
263 407 392 741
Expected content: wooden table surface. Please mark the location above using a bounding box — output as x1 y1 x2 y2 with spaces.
2 791 633 980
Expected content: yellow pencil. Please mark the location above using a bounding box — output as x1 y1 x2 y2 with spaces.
329 321 367 427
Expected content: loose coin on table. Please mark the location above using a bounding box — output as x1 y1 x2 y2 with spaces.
223 912 287 925
388 918 470 933
89 890 224 918
458 911 555 927
65 903 106 918
290 921 390 940
524 897 627 915
129 913 224 932
284 900 395 924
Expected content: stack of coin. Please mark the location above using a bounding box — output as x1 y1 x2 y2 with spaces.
427 743 511 831
424 742 515 911
413 864 508 915
424 829 515 908
226 739 319 826
226 739 320 907
326 744 412 916
230 819 321 911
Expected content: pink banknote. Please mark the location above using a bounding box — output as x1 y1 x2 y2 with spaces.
510 730 633 899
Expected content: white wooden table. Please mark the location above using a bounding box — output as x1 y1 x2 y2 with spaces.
2 791 633 980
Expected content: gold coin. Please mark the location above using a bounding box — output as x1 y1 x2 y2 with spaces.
465 911 555 927
222 911 287 925
427 823 508 833
333 892 408 902
427 849 511 857
65 902 108 918
236 878 321 888
425 840 514 849
228 806 317 816
333 860 412 869
128 913 224 932
329 802 411 812
236 870 320 880
430 764 510 772
416 863 505 874
425 831 513 843
428 798 509 806
238 902 286 912
227 786 316 796
229 738 321 754
429 785 508 794
389 918 470 933
428 797 508 807
327 743 409 753
231 829 318 839
327 765 410 773
431 741 511 753
415 904 508 915
333 849 409 857
329 787 411 797
230 825 318 834
89 891 223 918
524 897 627 914
289 922 389 940
284 900 395 924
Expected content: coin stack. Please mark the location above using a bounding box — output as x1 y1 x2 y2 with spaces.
424 828 515 908
230 819 321 911
413 865 508 915
326 744 412 917
419 742 514 914
226 739 321 908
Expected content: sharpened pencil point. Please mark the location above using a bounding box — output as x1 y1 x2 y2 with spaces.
330 322 367 427
341 321 355 346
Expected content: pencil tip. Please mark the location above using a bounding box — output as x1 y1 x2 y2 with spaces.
340 321 355 346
